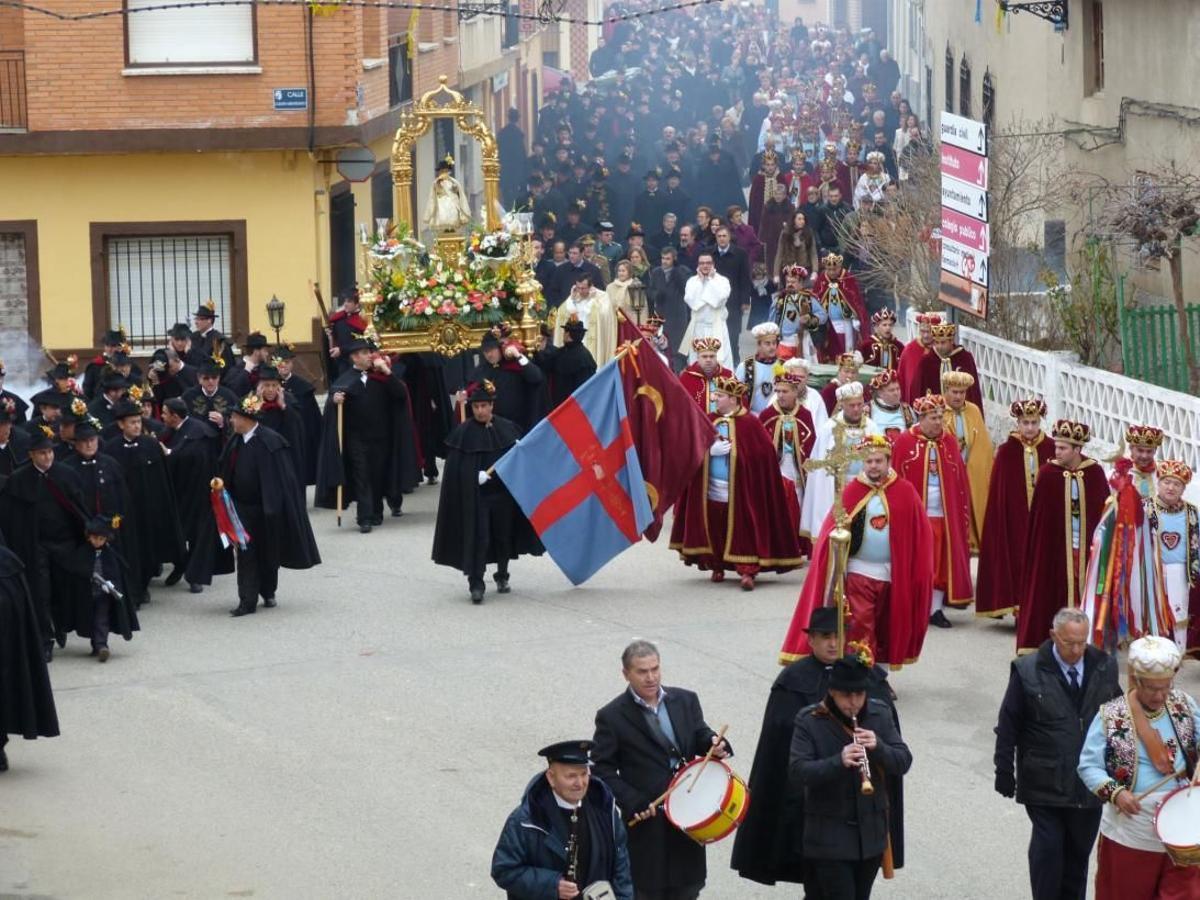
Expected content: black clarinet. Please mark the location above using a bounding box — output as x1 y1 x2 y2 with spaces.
565 808 580 884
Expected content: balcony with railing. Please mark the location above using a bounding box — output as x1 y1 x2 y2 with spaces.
0 50 27 130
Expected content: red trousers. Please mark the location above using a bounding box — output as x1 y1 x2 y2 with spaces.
1096 835 1200 900
846 572 889 661
929 516 947 591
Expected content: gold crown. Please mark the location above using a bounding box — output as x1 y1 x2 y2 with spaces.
782 264 809 280
930 323 958 340
712 375 748 398
821 252 844 268
692 336 722 352
915 312 944 325
836 351 862 370
940 370 975 390
912 391 947 415
857 433 893 455
1125 424 1164 449
869 369 898 390
773 362 805 385
1050 419 1090 446
871 308 897 324
1009 398 1047 419
1157 460 1193 485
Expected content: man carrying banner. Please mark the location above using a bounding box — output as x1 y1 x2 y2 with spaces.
670 375 802 591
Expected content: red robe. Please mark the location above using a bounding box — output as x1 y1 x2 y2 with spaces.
975 433 1054 617
678 363 733 415
892 427 974 607
812 271 869 362
914 345 983 408
669 408 803 573
748 173 778 230
858 334 906 371
897 340 931 403
779 471 934 666
1016 459 1110 653
759 400 816 553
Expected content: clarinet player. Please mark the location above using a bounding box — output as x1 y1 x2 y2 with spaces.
492 740 633 900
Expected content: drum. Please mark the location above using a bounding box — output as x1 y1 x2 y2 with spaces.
663 758 750 845
1154 785 1200 866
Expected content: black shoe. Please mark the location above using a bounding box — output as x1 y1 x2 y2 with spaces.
372 516 384 526
469 586 485 605
929 610 953 629
189 583 203 594
229 606 256 617
390 507 404 518
55 631 67 649
425 475 438 485
262 596 277 609
43 644 53 663
495 575 511 594
359 523 373 534
0 748 8 772
97 646 110 663
164 566 184 587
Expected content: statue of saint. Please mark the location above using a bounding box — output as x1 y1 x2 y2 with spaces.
422 155 473 234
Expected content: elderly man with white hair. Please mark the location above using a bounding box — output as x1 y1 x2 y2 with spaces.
780 357 828 431
1078 635 1200 900
735 322 783 413
799 380 881 539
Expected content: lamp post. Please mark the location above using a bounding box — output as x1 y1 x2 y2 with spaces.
627 278 647 326
266 294 286 345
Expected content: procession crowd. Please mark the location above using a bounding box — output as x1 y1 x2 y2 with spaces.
3 3 1199 900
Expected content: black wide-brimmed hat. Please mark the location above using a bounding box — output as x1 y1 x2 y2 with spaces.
102 328 127 346
257 365 281 383
111 399 142 421
805 606 840 634
167 322 192 340
28 425 56 451
193 300 218 319
30 388 66 409
829 656 871 692
467 379 497 404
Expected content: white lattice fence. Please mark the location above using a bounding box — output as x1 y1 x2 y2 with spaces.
905 310 1200 471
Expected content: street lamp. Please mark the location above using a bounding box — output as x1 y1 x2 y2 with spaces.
266 294 286 344
627 278 647 326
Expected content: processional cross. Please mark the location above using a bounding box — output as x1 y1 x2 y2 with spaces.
803 420 867 652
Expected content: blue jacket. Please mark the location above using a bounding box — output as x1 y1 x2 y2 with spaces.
491 772 634 900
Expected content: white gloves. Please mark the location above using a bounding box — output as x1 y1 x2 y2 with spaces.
516 354 529 367
477 470 491 486
710 439 733 457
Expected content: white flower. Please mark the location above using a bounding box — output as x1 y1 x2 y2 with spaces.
424 307 434 316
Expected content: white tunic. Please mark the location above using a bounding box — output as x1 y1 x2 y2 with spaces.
680 272 734 370
799 412 883 538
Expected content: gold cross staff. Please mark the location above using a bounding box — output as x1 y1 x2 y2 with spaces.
803 420 866 652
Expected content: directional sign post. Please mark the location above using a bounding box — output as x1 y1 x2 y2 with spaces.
939 112 989 318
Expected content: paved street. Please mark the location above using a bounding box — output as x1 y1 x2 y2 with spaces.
3 482 1198 900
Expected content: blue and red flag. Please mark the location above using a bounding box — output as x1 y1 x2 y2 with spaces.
494 360 653 585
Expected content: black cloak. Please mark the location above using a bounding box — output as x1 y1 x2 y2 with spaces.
730 656 904 885
257 401 308 506
314 367 420 510
401 352 454 471
162 416 233 586
535 340 597 408
0 542 59 740
431 415 543 574
54 541 140 643
62 450 147 606
0 425 30 484
282 373 322 485
0 389 29 426
104 434 186 588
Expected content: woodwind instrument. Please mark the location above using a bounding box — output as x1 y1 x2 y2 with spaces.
851 714 874 795
565 808 581 884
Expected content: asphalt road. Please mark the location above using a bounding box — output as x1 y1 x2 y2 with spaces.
3 476 1198 900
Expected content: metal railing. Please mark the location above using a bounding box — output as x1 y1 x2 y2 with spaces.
0 50 27 130
1119 300 1200 394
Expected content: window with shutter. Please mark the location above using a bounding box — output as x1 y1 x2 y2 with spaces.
125 0 256 66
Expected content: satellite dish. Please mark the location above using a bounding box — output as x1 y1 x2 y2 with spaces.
336 145 376 183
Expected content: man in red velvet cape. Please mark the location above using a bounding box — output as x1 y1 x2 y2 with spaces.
976 398 1054 618
779 434 934 667
857 307 906 370
913 321 983 409
678 336 733 416
897 311 939 403
892 392 974 627
1016 419 1111 654
811 252 869 362
670 375 803 591
760 365 816 556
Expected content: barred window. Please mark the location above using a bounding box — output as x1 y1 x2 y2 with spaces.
106 235 231 348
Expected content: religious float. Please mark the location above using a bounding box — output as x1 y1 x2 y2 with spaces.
358 76 545 356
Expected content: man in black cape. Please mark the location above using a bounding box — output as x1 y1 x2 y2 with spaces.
316 338 419 531
81 328 137 400
104 399 185 602
160 398 230 594
275 345 322 486
220 395 321 617
0 538 59 773
432 380 542 604
88 370 129 428
0 360 30 426
54 514 139 662
462 330 546 431
0 426 90 661
401 351 453 485
27 388 65 438
0 401 30 483
731 607 903 889
191 300 235 371
254 364 308 504
148 346 198 413
182 359 239 436
534 315 596 409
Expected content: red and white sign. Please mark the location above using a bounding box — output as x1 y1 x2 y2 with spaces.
940 143 988 190
941 237 989 289
940 208 990 254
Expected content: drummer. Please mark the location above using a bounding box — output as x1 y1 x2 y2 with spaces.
592 640 731 900
1078 635 1200 899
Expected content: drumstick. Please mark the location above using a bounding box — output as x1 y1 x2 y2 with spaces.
1135 771 1186 802
686 725 729 794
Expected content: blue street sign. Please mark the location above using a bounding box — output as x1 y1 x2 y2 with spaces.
273 88 308 111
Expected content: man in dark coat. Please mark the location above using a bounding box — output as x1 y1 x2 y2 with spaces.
549 243 606 309
182 360 239 436
275 346 322 486
0 402 30 484
316 339 420 531
463 331 546 433
711 226 752 358
533 318 596 409
190 300 235 371
0 540 59 773
56 514 139 661
104 400 185 601
646 247 693 372
432 380 542 604
160 398 230 594
0 361 30 426
147 347 198 413
732 607 899 888
254 365 308 502
592 639 732 900
993 607 1121 900
491 740 634 900
81 328 133 400
0 426 89 661
498 107 528 208
88 371 128 428
790 656 912 900
219 395 320 617
401 352 453 485
327 291 369 378
633 169 669 235
222 332 271 398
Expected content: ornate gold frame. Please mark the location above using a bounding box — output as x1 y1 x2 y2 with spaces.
359 76 542 357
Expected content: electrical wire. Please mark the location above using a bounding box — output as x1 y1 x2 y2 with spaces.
0 0 721 27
